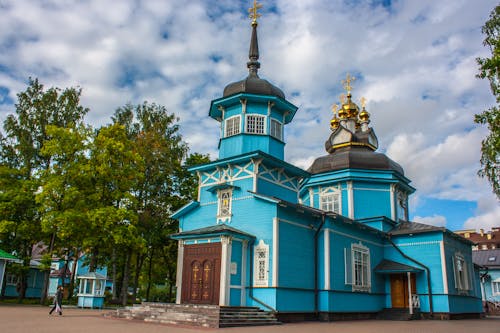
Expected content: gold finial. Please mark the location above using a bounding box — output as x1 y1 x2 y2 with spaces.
331 104 338 115
342 73 355 95
339 93 346 104
249 0 263 25
360 97 366 108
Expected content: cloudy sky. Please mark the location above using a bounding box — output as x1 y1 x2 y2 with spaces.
0 0 498 232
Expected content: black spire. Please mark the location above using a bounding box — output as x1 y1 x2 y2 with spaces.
247 21 260 76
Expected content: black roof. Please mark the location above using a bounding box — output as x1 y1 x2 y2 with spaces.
223 73 285 99
308 146 404 175
374 259 423 273
389 220 445 235
171 224 255 240
472 249 500 267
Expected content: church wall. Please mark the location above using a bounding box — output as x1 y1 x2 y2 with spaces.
320 221 386 312
229 240 243 306
442 233 483 314
257 177 298 203
385 232 448 312
352 182 392 220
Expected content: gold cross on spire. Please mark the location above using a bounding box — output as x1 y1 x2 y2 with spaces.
249 0 263 25
342 73 355 95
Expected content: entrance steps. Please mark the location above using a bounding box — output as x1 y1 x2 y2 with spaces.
105 302 280 328
220 306 281 327
377 308 421 320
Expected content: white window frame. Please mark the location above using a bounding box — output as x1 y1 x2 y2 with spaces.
319 187 341 213
5 273 18 286
453 252 471 292
217 188 233 223
245 114 266 135
225 115 241 137
253 240 269 287
492 281 500 296
345 242 371 292
270 118 283 141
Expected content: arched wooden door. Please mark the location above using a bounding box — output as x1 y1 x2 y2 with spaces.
181 243 221 304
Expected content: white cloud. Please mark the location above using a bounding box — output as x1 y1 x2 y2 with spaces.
463 195 500 231
0 0 498 231
414 214 447 227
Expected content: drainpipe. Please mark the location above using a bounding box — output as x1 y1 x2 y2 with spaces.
314 213 327 318
248 239 277 313
387 236 433 317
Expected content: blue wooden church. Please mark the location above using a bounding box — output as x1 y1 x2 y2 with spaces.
171 8 482 321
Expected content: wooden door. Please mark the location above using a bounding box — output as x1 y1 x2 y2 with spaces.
390 273 416 308
181 243 221 305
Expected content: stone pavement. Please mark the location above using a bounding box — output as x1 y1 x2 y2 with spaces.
1 305 499 333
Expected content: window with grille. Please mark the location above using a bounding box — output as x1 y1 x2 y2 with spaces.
5 273 18 286
225 116 241 137
453 253 471 292
345 242 370 292
492 281 500 295
254 240 269 286
270 119 282 140
320 191 340 213
246 115 265 134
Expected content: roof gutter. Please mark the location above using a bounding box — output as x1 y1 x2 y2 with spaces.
314 213 327 318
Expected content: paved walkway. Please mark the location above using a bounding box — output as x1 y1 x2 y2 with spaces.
1 305 499 333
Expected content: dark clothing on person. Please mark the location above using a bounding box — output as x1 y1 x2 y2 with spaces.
49 288 63 315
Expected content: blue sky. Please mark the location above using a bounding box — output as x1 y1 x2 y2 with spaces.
0 0 498 231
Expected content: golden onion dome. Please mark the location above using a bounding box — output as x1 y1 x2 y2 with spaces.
330 116 340 129
338 106 348 119
343 94 359 118
359 108 370 122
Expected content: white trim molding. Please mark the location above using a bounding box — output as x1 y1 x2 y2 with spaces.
272 217 279 287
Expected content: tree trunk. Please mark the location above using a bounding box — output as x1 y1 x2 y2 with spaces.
67 250 80 300
40 231 56 304
120 249 131 306
145 247 154 301
131 252 144 303
111 248 118 301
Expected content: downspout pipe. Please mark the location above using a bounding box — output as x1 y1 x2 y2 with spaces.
314 213 327 318
386 235 434 317
248 239 277 313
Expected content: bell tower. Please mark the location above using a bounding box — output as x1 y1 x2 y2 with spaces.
208 0 298 160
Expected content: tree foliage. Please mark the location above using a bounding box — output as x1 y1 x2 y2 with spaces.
1 79 207 305
476 5 500 198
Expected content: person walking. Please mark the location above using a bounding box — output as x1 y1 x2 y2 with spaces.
49 285 63 316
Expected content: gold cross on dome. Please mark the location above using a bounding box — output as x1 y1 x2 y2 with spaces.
249 0 263 24
331 104 338 115
360 96 366 108
342 73 355 95
340 93 346 104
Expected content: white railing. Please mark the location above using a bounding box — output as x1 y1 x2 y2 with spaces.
411 294 420 309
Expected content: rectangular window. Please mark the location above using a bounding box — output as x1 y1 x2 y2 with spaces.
270 119 282 140
225 116 241 137
345 243 370 292
6 273 18 286
320 192 340 213
492 281 500 295
246 115 265 134
453 253 471 292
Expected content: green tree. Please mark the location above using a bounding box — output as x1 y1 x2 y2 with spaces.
476 5 500 198
112 102 188 302
36 124 93 299
0 78 88 302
